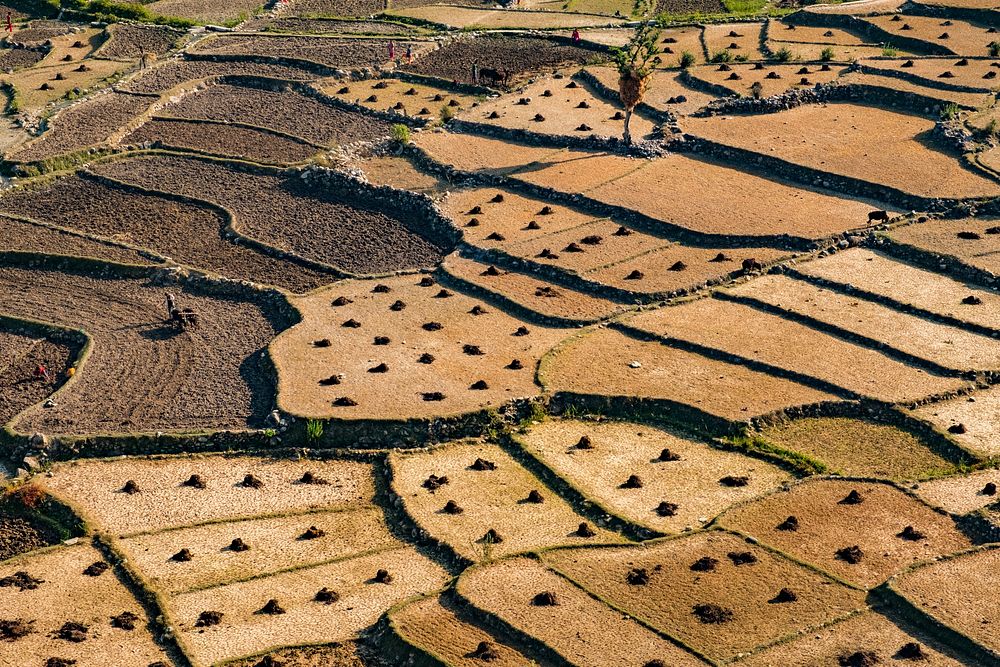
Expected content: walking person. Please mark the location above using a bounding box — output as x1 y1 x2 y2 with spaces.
572 28 581 44
165 293 176 318
405 43 413 64
5 12 12 36
33 364 50 382
471 61 479 85
388 40 396 63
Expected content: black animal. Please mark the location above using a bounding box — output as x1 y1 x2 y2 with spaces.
867 210 890 224
478 67 509 88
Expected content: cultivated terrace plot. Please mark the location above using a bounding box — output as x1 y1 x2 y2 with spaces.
911 467 1000 515
539 152 879 240
516 419 791 533
243 17 423 35
117 507 397 595
0 265 282 435
652 26 707 66
913 384 1000 457
863 14 997 56
687 62 844 99
389 6 621 29
170 546 449 665
94 154 446 275
769 23 873 47
456 556 708 667
891 546 1000 656
270 274 571 420
766 39 891 61
0 47 44 73
586 66 716 116
121 59 321 94
413 131 574 177
717 479 972 588
683 103 1000 201
0 214 155 265
400 34 603 88
157 82 393 148
121 117 324 165
94 23 184 60
321 76 475 119
460 74 657 141
0 330 72 426
836 69 994 108
738 609 969 667
39 455 375 535
188 34 425 69
730 274 1000 374
356 154 444 193
390 594 548 667
794 248 1000 332
1 56 125 116
0 543 171 667
625 296 968 403
0 172 333 293
760 417 959 480
8 90 153 163
286 0 387 18
145 0 261 23
389 442 625 561
542 531 865 662
540 326 839 424
861 56 1000 90
887 217 1000 278
703 23 765 61
442 254 626 322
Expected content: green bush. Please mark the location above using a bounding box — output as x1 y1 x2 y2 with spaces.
390 123 411 143
882 45 899 57
710 49 733 63
679 51 696 69
820 47 835 62
940 102 959 121
771 46 794 62
305 418 324 443
439 104 455 122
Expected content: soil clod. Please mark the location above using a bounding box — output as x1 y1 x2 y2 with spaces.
0 571 43 591
898 525 926 541
258 599 285 615
720 475 749 487
471 458 498 471
82 561 109 577
838 651 879 666
422 474 449 491
470 640 500 661
982 482 997 495
229 537 250 552
53 621 88 642
121 480 140 494
840 489 864 505
692 603 733 624
110 611 140 631
727 551 757 566
575 435 594 449
443 500 464 514
183 474 207 489
656 448 681 462
314 587 339 604
575 522 596 537
627 567 650 585
333 397 358 406
482 528 503 543
835 545 864 564
470 379 489 390
690 556 718 572
769 588 798 603
0 618 33 641
777 515 799 531
241 474 264 489
896 642 926 660
374 569 393 583
301 525 325 540
532 591 558 606
195 610 223 627
656 501 679 517
171 548 193 562
526 489 544 503
621 474 643 488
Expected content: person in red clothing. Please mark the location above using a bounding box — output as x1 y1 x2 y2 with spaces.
33 364 50 382
6 13 13 35
572 28 581 44
388 40 396 62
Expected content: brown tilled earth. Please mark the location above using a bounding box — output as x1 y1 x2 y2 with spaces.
0 331 73 426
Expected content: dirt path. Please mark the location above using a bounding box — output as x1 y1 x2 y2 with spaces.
0 265 282 435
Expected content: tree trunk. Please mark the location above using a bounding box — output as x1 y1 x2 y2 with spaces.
623 108 633 145
618 69 648 146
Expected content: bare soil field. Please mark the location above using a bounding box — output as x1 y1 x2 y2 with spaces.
687 62 845 98
171 546 449 665
462 74 657 141
912 384 1000 457
504 218 667 274
2 57 126 116
390 442 624 560
245 17 421 35
9 91 153 162
190 34 424 69
587 66 716 115
226 641 379 667
655 0 724 15
122 59 320 94
717 479 972 588
840 69 996 107
537 152 880 240
759 416 958 479
0 47 44 72
0 214 153 265
5 20 71 45
891 546 1000 655
413 130 571 176
543 531 865 662
912 467 1000 515
863 14 997 56
0 265 282 435
0 543 171 667
795 248 1000 331
888 217 1000 278
321 75 475 118
738 609 969 666
770 24 870 46
401 35 603 87
356 154 444 193
158 82 393 147
94 23 184 60
0 493 61 561
861 56 1000 91
390 594 548 667
0 330 72 425
540 326 839 422
442 255 625 321
390 6 622 29
516 419 791 532
146 0 261 23
625 296 967 403
703 22 765 60
287 0 386 17
94 154 447 275
40 455 374 535
768 39 892 60
802 0 907 13
117 507 396 594
122 117 323 164
684 103 1000 200
457 556 708 667
0 172 333 293
270 274 570 420
729 274 1000 373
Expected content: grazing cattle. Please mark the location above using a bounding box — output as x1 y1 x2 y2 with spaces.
742 258 764 272
478 67 509 88
867 210 890 224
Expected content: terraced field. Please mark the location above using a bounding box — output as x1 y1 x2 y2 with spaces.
3 8 1000 667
